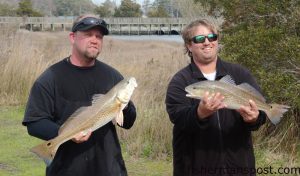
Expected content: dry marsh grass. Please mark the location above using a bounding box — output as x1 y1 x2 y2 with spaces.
1 28 298 165
101 38 188 159
0 29 70 105
0 28 188 158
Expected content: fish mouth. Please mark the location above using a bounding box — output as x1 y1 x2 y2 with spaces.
186 94 201 99
186 93 193 97
127 77 138 88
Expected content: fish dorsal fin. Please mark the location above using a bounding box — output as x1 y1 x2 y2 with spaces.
91 94 105 105
66 106 88 119
58 106 91 134
219 75 236 85
237 83 266 102
58 94 108 135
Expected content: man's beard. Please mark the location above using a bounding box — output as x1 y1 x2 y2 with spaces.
83 50 100 61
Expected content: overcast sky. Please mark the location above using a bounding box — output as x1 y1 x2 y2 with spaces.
91 0 154 6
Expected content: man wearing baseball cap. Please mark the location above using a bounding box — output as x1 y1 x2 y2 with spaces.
71 15 109 35
23 15 136 176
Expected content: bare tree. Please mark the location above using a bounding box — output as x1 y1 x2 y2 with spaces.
174 0 224 27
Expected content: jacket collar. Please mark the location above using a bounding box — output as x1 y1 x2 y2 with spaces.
190 57 228 81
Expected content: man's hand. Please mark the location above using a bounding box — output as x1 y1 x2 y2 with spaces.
197 92 226 119
72 130 92 143
237 99 259 123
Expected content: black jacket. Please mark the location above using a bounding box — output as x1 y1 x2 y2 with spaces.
23 57 136 176
165 58 266 176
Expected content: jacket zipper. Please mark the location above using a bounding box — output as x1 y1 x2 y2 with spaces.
217 111 225 173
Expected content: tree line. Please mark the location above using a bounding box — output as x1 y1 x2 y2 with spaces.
0 0 299 156
198 0 300 153
0 0 179 17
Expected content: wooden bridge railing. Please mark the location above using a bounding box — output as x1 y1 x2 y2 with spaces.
0 16 200 34
0 17 190 25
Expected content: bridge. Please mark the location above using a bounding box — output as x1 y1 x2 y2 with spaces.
0 17 193 35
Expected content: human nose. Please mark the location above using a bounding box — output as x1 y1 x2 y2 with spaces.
203 37 210 44
90 35 100 43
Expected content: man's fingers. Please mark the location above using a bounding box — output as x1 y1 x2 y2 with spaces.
237 101 259 123
72 130 92 143
198 92 226 119
249 99 258 111
80 133 91 142
202 92 225 111
202 91 210 104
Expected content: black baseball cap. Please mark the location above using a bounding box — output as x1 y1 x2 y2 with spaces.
71 17 109 35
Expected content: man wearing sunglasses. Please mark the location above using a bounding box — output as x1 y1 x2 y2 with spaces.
23 15 136 176
166 19 266 176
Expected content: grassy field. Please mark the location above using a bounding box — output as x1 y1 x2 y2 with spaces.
0 28 299 175
0 106 44 176
0 106 172 176
0 29 188 159
0 106 299 176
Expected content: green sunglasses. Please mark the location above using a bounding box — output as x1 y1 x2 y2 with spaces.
192 34 218 43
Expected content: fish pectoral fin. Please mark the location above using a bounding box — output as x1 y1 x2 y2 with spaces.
116 111 124 126
115 104 127 126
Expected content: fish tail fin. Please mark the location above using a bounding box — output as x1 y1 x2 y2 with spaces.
30 140 55 166
266 104 290 125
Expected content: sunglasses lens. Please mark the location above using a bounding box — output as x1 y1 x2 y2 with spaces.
192 34 218 43
193 35 206 43
207 34 218 42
